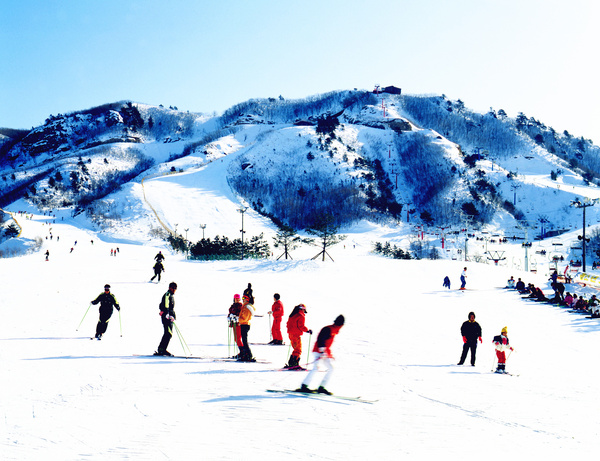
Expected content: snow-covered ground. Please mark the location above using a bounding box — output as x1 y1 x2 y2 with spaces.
2 190 600 459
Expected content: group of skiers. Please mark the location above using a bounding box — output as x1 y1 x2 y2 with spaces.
224 285 345 394
90 249 345 394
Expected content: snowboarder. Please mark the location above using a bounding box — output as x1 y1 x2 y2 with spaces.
268 293 284 345
238 294 255 361
154 251 165 263
460 267 467 290
493 326 514 373
155 282 177 356
228 294 244 357
91 284 120 340
150 260 165 282
285 304 312 368
457 311 482 366
297 315 345 395
443 276 451 289
243 283 254 304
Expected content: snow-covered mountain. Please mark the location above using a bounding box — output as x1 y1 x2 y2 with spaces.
3 88 600 251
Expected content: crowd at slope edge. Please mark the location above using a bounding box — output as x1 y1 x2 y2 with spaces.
506 270 600 318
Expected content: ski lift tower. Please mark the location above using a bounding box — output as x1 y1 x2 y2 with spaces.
571 197 599 272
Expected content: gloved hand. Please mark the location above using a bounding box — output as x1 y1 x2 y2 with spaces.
510 347 514 351
478 336 482 343
116 306 120 311
167 314 175 322
462 336 467 343
308 330 313 335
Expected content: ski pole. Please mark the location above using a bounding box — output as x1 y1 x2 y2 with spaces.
228 323 231 358
76 304 92 331
268 312 272 342
118 309 122 337
173 322 192 356
306 332 312 365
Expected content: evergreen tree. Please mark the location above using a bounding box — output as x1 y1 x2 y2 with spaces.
273 224 313 260
306 214 346 261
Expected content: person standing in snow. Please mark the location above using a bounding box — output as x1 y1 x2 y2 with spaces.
285 304 312 368
155 282 177 356
228 294 244 357
493 326 514 373
238 294 255 361
154 251 165 263
443 276 451 289
243 283 255 304
268 293 284 345
297 315 345 395
91 284 120 340
457 311 482 366
460 267 468 290
150 260 165 282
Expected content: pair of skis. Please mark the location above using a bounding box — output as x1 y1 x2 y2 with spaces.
266 389 376 404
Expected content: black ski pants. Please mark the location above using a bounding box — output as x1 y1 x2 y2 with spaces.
158 317 173 353
459 341 477 365
239 324 252 360
95 308 113 336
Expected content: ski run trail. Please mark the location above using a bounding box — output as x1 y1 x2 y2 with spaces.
2 202 600 460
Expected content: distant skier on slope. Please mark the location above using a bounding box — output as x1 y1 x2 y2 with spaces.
297 315 345 395
268 293 284 345
150 260 165 282
443 276 451 289
493 326 514 374
285 304 312 369
243 283 255 304
155 282 177 356
91 284 120 340
460 267 467 290
154 251 165 263
457 311 482 366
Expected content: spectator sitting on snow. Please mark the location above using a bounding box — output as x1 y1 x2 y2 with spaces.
506 276 516 289
563 292 574 308
515 278 526 293
574 296 588 313
588 295 598 313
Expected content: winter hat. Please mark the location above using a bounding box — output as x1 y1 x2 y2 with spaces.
501 326 508 334
274 293 280 300
334 315 345 326
169 282 178 290
234 294 241 300
104 284 111 290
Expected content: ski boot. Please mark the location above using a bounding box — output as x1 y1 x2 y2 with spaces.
295 384 314 393
317 386 332 395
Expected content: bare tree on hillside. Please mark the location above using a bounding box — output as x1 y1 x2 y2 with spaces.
306 214 346 262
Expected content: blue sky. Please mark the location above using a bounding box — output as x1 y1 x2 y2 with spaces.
1 0 599 142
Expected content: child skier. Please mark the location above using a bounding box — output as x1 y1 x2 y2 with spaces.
493 326 514 373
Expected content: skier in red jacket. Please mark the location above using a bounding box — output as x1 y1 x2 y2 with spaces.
284 304 312 369
297 315 345 395
268 293 284 345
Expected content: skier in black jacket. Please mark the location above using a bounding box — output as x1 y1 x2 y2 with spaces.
150 261 164 282
155 282 177 356
91 284 120 340
457 311 482 366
